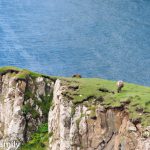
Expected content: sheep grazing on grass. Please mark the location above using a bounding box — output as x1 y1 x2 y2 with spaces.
117 80 124 93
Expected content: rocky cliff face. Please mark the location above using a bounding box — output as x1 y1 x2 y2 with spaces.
0 71 54 150
0 70 149 150
48 79 150 150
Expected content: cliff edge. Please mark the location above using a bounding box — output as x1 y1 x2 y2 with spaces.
0 67 149 150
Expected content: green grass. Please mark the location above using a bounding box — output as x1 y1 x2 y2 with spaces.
35 95 53 118
0 66 21 73
62 77 150 126
0 66 56 81
22 102 40 119
20 123 49 150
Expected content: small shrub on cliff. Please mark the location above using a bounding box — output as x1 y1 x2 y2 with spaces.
22 103 39 119
20 123 49 150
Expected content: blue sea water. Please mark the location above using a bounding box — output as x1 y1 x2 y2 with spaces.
0 0 150 85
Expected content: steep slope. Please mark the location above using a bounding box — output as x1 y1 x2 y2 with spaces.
0 67 149 150
0 67 55 150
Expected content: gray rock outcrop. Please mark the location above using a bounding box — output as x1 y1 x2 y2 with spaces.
0 72 54 150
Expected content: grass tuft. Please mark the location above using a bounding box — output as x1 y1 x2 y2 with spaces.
20 123 49 150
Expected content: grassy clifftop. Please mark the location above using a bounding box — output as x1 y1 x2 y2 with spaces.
0 66 56 81
0 66 150 127
62 77 150 127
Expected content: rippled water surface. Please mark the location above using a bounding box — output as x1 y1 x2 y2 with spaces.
0 0 150 85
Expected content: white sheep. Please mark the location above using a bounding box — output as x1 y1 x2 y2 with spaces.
117 80 124 93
